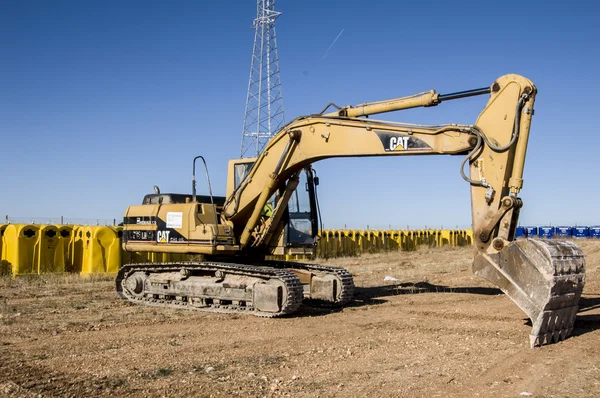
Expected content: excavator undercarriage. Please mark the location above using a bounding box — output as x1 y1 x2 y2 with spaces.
117 261 354 317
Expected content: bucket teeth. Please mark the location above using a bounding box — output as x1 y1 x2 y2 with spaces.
529 306 578 347
473 239 585 347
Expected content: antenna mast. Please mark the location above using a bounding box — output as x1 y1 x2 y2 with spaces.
240 0 285 158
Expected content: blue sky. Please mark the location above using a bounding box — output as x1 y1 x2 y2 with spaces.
1 0 599 229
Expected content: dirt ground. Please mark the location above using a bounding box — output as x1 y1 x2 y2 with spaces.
1 241 599 398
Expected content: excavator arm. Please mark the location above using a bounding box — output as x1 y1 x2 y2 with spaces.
223 74 526 248
223 74 585 347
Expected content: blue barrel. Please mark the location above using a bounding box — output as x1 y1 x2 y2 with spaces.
539 226 555 238
555 226 572 238
524 226 538 237
515 226 526 238
590 226 600 239
572 226 590 238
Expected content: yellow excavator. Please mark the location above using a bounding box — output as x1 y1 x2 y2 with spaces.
117 74 585 347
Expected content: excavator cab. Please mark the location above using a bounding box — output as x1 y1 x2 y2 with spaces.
283 167 319 247
226 157 320 258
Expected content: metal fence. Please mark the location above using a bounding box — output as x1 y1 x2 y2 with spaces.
4 215 118 226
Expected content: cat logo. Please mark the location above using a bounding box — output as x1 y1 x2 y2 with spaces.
157 230 171 243
389 136 409 151
375 131 431 152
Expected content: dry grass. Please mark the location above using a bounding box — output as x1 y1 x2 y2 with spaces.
0 273 114 289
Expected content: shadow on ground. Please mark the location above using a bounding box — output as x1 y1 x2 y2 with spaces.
572 295 600 337
296 281 502 317
298 285 600 341
355 281 502 300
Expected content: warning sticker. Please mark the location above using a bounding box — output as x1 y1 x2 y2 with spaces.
166 212 183 229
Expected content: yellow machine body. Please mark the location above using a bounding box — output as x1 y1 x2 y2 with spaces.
119 74 585 346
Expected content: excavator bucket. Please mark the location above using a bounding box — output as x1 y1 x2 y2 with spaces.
473 239 585 347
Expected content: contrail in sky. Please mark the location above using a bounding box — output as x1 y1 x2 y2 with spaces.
321 29 345 60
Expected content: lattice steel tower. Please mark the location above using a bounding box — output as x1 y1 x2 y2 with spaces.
240 0 285 158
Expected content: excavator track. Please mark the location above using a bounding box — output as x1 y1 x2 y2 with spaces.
116 262 304 317
263 260 355 306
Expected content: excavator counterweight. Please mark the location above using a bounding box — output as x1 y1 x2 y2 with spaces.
118 74 585 347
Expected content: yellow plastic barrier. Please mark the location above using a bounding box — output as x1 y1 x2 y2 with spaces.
417 230 426 246
464 229 473 245
354 231 365 254
391 231 404 251
0 225 9 275
353 231 360 255
331 236 338 256
55 225 75 272
401 230 414 251
1 225 39 275
369 231 378 252
432 230 440 246
346 230 358 256
112 226 136 265
386 231 398 251
454 230 463 246
316 230 352 258
70 226 85 273
421 230 428 246
414 230 423 246
379 231 390 252
325 230 338 258
427 230 438 247
129 251 155 263
457 229 473 246
0 225 476 275
459 230 466 246
375 231 385 252
38 225 65 273
80 226 122 276
316 230 326 258
422 230 431 246
339 230 348 257
364 231 375 253
340 230 355 257
431 230 440 246
315 228 474 254
0 225 6 265
147 252 171 263
439 230 451 247
406 231 417 250
408 230 418 250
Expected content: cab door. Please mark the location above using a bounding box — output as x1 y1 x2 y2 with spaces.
285 168 319 247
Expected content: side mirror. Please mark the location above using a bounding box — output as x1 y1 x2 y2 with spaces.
314 177 319 186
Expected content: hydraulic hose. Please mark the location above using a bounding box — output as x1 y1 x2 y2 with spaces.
460 131 486 187
478 94 527 153
458 94 528 187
